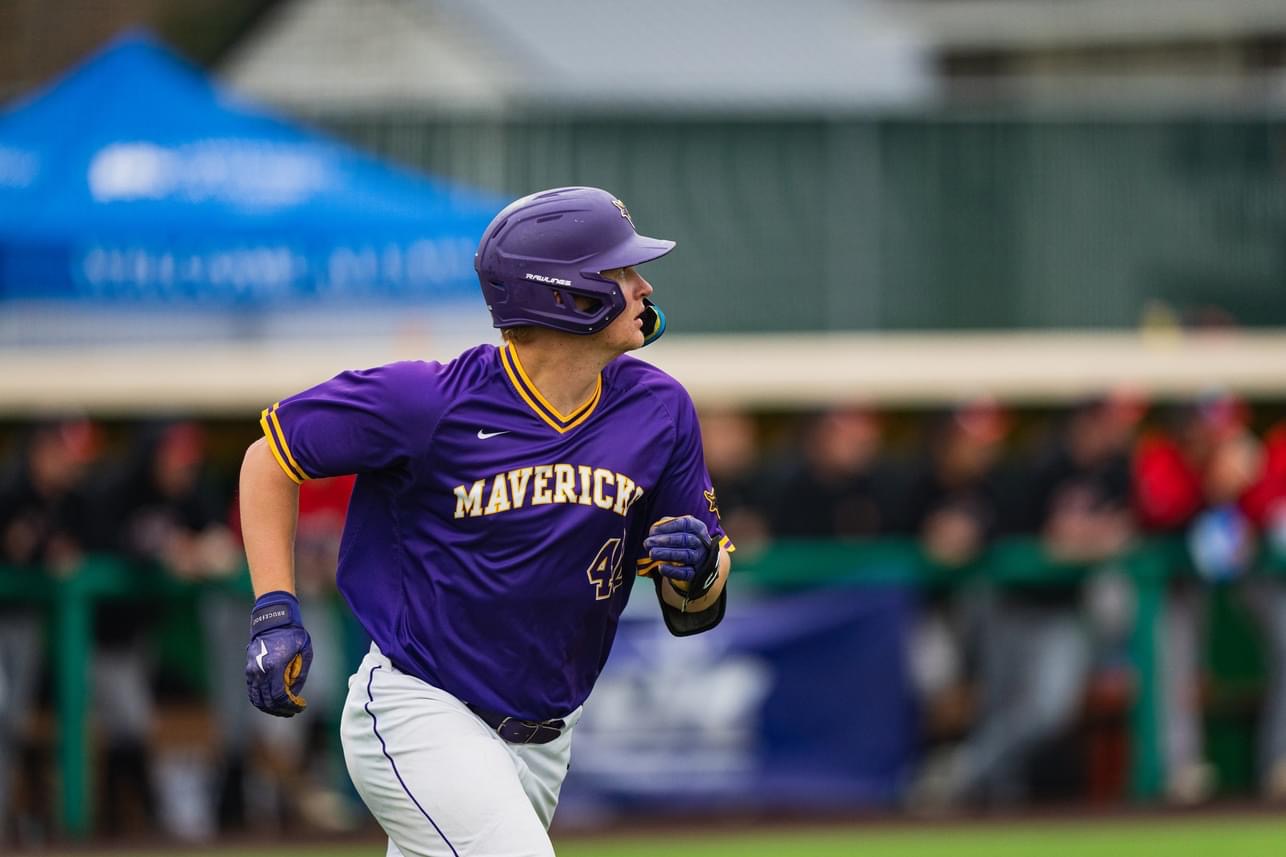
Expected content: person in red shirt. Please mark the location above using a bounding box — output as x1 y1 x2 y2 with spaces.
1133 394 1286 802
1240 421 1286 799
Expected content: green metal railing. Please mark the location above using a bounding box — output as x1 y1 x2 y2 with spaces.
1 535 1279 837
719 534 1286 803
0 562 253 838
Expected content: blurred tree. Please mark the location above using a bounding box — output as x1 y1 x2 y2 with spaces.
0 0 280 102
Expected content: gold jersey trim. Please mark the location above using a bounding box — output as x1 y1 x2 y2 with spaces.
635 558 664 576
500 343 602 434
259 402 308 484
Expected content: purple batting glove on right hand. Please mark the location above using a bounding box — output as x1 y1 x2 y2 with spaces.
245 590 312 717
644 516 720 601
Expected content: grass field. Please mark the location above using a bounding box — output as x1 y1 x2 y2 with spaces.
42 816 1286 857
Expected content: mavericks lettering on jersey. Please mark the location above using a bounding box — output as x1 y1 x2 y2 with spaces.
453 464 645 519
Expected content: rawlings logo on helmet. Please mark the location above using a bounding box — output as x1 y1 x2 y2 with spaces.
525 272 573 287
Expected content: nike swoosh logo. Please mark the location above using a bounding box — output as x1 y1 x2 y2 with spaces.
477 429 511 439
256 640 268 673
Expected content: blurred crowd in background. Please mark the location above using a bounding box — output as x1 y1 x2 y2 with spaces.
4 391 1286 845
0 418 359 845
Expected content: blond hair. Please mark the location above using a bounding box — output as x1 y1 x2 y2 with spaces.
501 326 538 345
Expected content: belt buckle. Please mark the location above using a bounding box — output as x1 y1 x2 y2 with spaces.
496 716 563 745
497 716 536 744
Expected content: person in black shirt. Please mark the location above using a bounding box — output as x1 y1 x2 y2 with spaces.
912 395 1138 807
90 421 239 840
898 399 1013 749
99 422 237 578
0 420 99 572
1020 401 1135 567
0 420 101 843
767 408 895 539
900 399 1012 567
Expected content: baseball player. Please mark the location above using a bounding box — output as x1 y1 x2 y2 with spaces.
239 187 733 856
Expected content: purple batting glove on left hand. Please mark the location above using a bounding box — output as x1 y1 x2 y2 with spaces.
644 516 720 601
245 590 312 717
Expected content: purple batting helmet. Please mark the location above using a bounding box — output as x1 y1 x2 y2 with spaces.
474 187 675 336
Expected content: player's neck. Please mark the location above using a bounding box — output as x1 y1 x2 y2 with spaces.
507 337 613 416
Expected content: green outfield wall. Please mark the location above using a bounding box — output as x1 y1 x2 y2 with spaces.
322 114 1286 334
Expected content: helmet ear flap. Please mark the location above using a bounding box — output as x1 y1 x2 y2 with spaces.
484 281 509 308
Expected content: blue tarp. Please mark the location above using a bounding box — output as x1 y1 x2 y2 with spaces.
559 587 917 817
0 32 502 307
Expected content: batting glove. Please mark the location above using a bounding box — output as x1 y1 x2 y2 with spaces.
644 516 721 603
245 590 312 717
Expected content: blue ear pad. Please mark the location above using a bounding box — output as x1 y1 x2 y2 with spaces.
641 299 667 346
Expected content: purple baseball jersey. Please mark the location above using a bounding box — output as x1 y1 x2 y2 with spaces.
260 342 732 720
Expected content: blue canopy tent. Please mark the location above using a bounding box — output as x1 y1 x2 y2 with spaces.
0 32 501 319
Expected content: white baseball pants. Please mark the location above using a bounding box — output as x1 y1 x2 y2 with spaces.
340 644 580 857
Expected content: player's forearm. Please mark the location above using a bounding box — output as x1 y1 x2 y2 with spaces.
239 437 301 597
660 549 730 612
